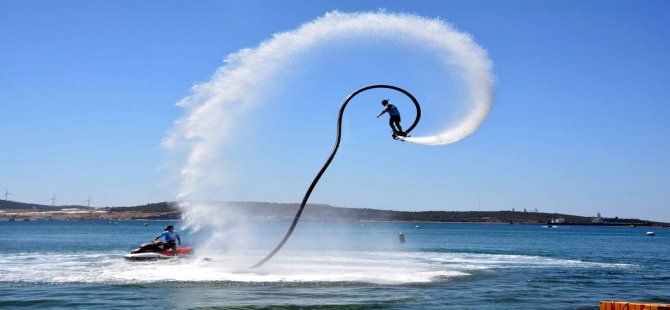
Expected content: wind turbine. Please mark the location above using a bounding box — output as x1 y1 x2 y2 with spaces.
3 188 11 201
84 194 93 207
48 194 58 206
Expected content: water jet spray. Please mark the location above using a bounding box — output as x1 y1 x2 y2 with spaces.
251 84 421 268
167 11 495 266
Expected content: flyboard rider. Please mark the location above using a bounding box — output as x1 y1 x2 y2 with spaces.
377 99 406 139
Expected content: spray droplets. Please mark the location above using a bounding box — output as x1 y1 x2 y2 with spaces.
166 11 494 203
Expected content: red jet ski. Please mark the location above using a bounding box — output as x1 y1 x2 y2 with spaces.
124 240 193 261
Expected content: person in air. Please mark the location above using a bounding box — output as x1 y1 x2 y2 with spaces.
154 225 181 251
377 99 406 138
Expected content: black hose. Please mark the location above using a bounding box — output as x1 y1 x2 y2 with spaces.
251 84 421 268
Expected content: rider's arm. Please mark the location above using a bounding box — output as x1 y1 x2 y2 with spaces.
154 231 166 241
378 104 391 118
177 235 181 245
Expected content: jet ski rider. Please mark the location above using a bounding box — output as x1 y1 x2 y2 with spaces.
154 225 181 251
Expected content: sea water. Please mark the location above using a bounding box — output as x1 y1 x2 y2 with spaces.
0 220 668 309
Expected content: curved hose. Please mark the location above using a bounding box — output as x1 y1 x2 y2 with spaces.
251 84 421 268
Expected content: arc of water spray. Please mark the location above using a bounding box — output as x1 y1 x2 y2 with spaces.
251 84 421 268
166 11 494 266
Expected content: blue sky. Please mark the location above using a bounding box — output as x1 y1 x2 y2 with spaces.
1 1 669 222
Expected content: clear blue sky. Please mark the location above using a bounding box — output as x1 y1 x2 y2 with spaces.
1 1 669 221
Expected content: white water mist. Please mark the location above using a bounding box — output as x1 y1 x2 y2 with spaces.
166 10 494 202
165 12 494 262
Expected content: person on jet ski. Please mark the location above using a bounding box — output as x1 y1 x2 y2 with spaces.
154 225 181 251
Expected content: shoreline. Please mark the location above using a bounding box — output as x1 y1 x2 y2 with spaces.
2 200 669 227
3 216 669 228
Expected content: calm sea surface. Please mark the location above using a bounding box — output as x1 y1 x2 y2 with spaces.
0 220 668 309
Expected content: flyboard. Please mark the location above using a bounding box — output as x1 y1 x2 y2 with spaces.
393 131 410 141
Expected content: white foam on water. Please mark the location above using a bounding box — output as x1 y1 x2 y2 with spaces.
0 250 632 285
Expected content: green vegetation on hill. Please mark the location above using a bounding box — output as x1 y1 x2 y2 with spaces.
1 200 667 226
0 200 90 211
108 202 179 213
109 201 665 226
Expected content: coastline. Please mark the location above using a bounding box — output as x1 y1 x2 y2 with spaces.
2 200 668 227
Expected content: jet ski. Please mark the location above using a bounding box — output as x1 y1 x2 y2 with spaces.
124 240 193 261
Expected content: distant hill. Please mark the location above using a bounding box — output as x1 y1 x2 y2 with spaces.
108 202 179 213
1 199 668 226
102 201 670 226
0 200 91 211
